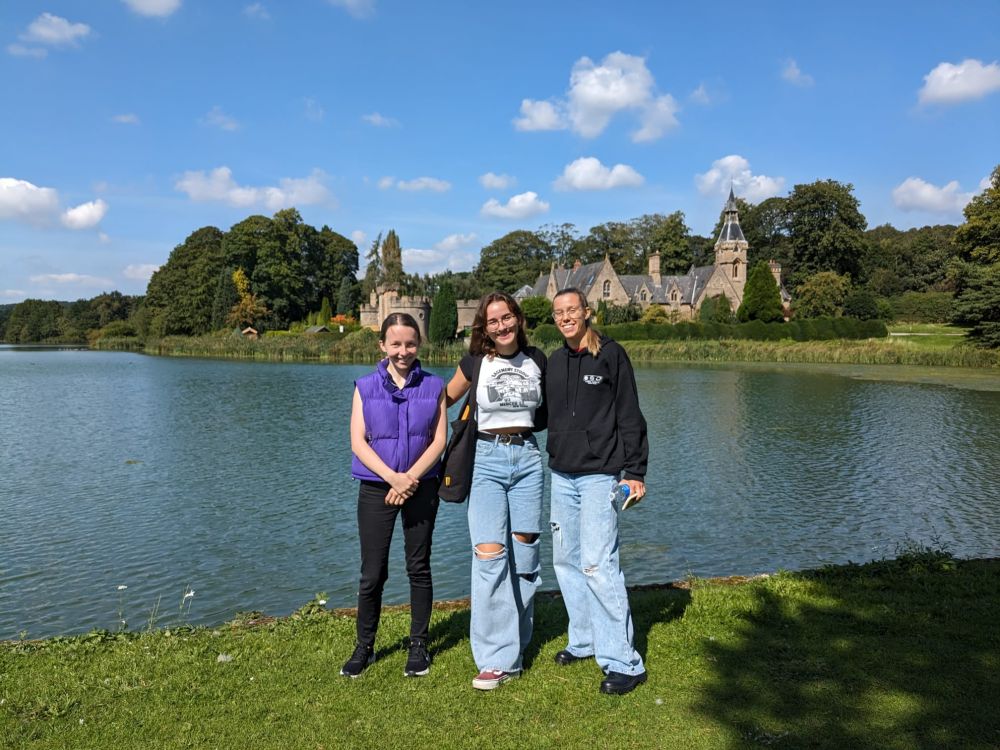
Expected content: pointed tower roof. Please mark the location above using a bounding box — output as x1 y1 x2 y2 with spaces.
717 187 746 244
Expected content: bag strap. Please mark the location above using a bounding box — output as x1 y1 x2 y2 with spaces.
461 355 484 422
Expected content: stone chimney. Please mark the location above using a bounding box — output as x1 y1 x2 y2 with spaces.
648 252 661 287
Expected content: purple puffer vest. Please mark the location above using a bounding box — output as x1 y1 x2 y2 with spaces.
351 358 444 482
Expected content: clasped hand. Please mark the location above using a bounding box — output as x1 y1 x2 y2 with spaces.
385 472 419 505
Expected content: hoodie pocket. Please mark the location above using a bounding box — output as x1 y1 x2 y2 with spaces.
547 429 599 464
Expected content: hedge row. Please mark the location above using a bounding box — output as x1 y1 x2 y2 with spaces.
532 317 888 345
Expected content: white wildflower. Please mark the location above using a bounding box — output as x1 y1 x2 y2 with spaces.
216 653 233 663
318 599 327 606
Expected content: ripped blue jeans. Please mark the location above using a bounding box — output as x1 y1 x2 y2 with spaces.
467 435 543 673
549 470 644 676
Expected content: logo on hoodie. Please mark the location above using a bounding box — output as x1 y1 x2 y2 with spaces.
583 375 603 385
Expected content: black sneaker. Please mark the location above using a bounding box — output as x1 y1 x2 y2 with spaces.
404 638 431 677
340 643 374 678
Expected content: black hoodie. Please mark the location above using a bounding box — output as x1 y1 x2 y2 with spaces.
544 334 648 481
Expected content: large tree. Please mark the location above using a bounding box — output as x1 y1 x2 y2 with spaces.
361 232 383 299
475 230 553 292
783 180 868 288
250 208 311 327
4 299 65 343
794 272 851 318
145 226 226 335
954 165 1000 265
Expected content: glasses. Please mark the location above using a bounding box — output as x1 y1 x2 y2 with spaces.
552 306 584 321
485 313 517 331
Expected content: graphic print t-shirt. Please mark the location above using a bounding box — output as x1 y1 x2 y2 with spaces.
460 351 543 431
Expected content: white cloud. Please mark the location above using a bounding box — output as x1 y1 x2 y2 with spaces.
243 3 270 20
203 105 240 131
362 112 399 127
1 290 27 302
377 176 451 192
918 59 1000 105
479 172 516 190
481 191 550 220
98 232 111 243
21 13 91 46
434 233 478 252
61 199 109 229
7 44 47 58
632 94 680 142
397 177 451 192
351 230 367 247
30 273 114 287
303 97 324 122
695 155 785 202
513 99 566 131
554 157 644 191
891 177 975 213
981 175 994 191
112 113 140 125
327 0 375 19
516 52 679 142
122 0 182 18
123 264 160 281
175 166 333 210
0 177 61 225
781 58 814 87
403 247 477 274
690 84 711 105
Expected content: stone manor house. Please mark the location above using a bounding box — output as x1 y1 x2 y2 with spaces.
360 190 789 335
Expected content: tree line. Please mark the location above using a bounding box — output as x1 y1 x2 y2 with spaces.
2 170 998 347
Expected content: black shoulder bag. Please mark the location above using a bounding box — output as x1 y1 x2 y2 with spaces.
439 357 483 503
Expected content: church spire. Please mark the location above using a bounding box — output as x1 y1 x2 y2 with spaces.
718 187 746 243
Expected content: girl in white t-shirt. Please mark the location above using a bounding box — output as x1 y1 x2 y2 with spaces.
445 291 547 690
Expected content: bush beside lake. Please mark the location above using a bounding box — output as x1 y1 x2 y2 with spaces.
2 552 997 749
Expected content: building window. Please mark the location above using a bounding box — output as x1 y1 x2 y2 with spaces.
602 280 611 298
670 290 678 303
733 260 740 279
640 290 647 302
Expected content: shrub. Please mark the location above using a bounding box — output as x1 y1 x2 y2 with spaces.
889 291 954 323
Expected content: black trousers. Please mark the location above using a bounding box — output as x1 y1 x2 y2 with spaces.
355 479 439 646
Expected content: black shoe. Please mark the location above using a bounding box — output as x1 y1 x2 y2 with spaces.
404 638 431 677
554 649 590 666
340 643 374 678
600 671 647 695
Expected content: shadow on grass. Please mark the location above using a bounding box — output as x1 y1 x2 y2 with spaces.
694 555 1000 749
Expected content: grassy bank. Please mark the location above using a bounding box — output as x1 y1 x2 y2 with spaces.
91 325 1000 368
3 552 998 749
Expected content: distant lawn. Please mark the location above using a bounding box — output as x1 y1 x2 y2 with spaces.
887 323 971 350
3 552 998 749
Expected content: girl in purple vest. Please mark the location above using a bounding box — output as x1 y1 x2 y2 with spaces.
341 313 447 679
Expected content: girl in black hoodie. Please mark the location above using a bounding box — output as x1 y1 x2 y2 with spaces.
545 287 648 696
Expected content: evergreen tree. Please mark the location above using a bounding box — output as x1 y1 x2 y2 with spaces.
737 261 785 322
318 296 332 324
381 230 404 288
520 296 552 329
699 293 734 324
361 233 383 298
428 282 457 343
336 276 356 316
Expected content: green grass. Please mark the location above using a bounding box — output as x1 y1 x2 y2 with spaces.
3 553 998 749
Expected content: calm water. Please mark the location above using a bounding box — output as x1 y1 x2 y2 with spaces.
2 347 1000 639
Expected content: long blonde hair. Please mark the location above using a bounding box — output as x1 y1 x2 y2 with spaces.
554 287 601 357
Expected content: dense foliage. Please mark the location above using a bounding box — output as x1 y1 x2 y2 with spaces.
1 292 139 343
427 282 457 343
737 261 784 323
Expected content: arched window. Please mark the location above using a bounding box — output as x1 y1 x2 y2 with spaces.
670 290 678 303
640 290 647 302
733 260 741 279
602 280 611 298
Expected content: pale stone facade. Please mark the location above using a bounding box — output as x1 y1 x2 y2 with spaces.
359 287 478 338
528 189 789 320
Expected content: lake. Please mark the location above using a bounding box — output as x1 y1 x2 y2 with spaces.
2 347 999 639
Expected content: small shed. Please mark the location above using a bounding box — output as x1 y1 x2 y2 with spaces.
241 326 259 339
304 325 331 334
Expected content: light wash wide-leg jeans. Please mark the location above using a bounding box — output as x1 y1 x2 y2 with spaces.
550 470 644 676
467 436 543 672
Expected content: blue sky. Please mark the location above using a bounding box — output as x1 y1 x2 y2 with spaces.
2 0 999 303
